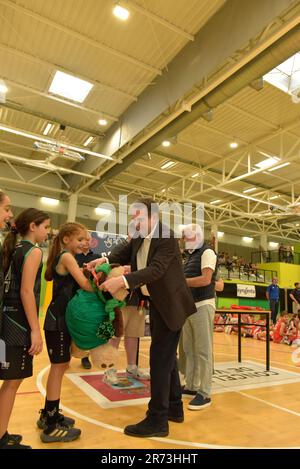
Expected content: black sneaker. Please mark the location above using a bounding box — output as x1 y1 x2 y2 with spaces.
181 386 197 398
81 357 92 369
8 433 22 444
37 409 75 430
40 424 81 443
0 433 31 449
188 393 211 410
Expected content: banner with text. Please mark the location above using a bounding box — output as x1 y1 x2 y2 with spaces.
237 284 256 298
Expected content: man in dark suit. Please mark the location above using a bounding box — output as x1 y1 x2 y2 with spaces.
98 198 196 438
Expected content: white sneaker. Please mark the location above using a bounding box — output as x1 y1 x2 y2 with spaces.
126 366 150 380
103 368 119 385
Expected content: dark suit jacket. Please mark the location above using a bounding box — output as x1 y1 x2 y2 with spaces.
108 223 196 331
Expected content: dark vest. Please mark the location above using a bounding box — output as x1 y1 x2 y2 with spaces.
183 244 217 303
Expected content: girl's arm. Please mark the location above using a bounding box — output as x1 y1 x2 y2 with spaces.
21 248 43 356
61 253 93 291
279 322 286 336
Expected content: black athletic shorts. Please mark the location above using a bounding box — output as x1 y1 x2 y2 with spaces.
44 330 71 364
0 345 33 380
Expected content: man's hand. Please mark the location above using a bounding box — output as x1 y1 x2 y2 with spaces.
99 276 125 296
123 265 131 274
84 257 107 271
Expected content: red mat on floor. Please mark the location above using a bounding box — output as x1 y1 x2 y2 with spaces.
80 373 151 401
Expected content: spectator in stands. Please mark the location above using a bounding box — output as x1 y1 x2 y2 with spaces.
289 283 300 315
279 243 286 262
266 277 280 324
286 246 294 264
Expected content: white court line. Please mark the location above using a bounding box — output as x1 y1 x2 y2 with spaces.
235 390 300 417
36 364 300 449
214 351 300 371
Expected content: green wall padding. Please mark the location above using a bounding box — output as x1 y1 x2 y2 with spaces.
239 298 269 308
217 298 269 309
217 297 238 308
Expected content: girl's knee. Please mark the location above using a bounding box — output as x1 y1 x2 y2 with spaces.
2 379 23 390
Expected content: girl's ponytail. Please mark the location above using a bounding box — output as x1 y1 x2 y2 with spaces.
2 229 18 274
45 235 60 281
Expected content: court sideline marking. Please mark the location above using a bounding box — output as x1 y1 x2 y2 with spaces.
36 365 300 449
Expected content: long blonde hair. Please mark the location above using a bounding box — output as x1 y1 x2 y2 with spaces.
45 222 86 281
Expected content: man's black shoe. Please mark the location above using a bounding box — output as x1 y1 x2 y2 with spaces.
124 418 169 438
81 357 92 369
168 413 184 423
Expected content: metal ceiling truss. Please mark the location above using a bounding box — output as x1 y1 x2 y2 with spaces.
0 0 162 76
0 43 137 102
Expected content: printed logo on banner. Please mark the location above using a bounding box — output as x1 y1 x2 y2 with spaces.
90 231 126 257
237 284 256 298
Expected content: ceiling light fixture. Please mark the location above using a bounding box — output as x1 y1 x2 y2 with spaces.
95 207 112 216
243 236 253 242
191 172 199 178
160 161 176 170
269 195 279 200
41 197 59 206
49 71 93 103
43 123 54 136
210 199 222 204
162 140 171 147
0 79 8 103
0 80 8 94
113 4 130 20
98 118 108 126
0 123 113 160
255 156 280 169
229 142 238 149
83 136 94 147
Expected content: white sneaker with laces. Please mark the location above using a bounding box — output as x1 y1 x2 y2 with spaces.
126 366 150 380
103 368 119 385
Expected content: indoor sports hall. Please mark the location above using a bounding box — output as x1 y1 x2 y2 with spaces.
1 0 300 451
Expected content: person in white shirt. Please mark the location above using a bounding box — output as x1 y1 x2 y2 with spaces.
179 224 217 410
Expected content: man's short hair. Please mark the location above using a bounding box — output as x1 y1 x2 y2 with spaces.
131 198 160 219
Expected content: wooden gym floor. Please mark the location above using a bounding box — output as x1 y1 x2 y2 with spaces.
6 332 300 450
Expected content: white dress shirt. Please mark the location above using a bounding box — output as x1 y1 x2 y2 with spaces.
123 222 158 296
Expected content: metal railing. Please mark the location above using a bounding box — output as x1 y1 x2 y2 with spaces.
219 265 277 284
251 250 300 264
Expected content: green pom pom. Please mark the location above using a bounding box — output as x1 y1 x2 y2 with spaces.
95 263 111 276
96 321 115 341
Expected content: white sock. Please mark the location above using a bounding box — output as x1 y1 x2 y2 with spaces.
127 364 137 371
